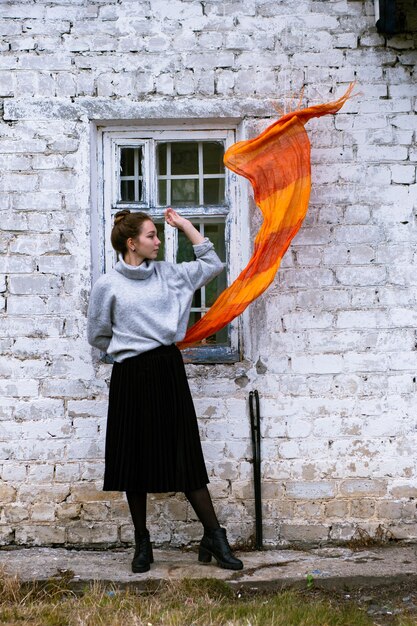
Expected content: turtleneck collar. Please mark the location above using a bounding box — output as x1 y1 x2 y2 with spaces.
115 255 155 280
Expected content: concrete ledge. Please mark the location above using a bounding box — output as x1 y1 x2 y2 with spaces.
0 544 416 592
3 96 278 121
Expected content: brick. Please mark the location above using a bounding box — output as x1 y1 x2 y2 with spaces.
0 483 17 503
291 355 343 375
3 504 30 523
340 480 387 497
390 165 416 184
0 526 21 545
27 464 54 482
377 501 403 520
82 502 110 521
325 499 349 518
18 485 70 504
31 503 56 522
1 463 27 482
7 295 74 316
391 485 417 499
285 481 336 499
0 254 34 274
350 498 376 518
8 274 62 295
66 524 118 545
55 463 81 482
294 502 323 518
56 503 81 520
69 485 122 503
15 525 66 546
0 380 38 398
387 523 417 540
9 233 59 255
280 524 329 543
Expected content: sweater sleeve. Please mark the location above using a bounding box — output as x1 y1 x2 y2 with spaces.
87 278 114 352
180 237 224 290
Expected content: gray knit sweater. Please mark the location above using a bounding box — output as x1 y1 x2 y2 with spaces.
87 238 224 362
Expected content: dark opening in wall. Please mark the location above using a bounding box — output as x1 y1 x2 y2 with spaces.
375 0 417 35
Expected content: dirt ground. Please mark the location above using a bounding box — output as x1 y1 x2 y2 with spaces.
312 581 417 624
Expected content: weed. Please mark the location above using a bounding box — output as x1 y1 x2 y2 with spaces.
306 573 314 590
347 525 395 551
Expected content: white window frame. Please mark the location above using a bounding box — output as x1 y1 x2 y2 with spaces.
94 124 243 364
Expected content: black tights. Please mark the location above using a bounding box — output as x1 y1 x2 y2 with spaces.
126 486 220 535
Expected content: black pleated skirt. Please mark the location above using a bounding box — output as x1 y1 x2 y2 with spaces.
103 344 209 493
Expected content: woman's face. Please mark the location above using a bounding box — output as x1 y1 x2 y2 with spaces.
131 220 161 261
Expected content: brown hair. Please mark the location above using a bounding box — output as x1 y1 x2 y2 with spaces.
111 210 154 254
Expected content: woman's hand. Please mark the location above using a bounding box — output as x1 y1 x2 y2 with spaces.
164 208 204 245
164 208 188 231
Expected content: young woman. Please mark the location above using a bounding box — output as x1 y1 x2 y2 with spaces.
87 208 243 573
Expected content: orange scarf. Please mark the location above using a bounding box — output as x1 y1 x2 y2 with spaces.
178 84 354 349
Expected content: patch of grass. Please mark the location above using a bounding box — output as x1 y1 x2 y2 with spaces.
1 569 416 626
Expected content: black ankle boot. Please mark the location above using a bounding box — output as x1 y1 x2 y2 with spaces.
198 527 243 571
132 529 153 573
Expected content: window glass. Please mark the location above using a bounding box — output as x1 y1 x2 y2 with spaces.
203 142 224 174
158 180 167 206
171 179 199 206
171 142 199 175
205 223 226 262
120 147 143 202
177 227 196 263
120 179 135 202
205 270 227 308
121 147 135 176
177 222 227 342
154 222 165 260
158 143 167 176
156 141 226 207
203 178 225 205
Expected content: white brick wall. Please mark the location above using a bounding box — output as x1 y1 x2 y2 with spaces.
0 0 416 548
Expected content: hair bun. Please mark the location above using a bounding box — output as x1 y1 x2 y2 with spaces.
114 210 130 225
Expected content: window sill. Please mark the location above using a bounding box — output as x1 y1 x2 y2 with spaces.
100 345 240 365
181 345 240 364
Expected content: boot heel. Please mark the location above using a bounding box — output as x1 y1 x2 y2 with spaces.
198 546 212 563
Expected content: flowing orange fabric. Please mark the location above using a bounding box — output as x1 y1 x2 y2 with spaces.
178 84 354 349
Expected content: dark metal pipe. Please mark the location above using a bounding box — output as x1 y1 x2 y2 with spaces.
249 389 262 550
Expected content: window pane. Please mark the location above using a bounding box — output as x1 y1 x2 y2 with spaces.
171 142 198 175
177 220 228 346
208 325 228 345
205 223 226 262
154 223 165 260
120 180 135 202
177 228 196 262
172 179 199 206
120 146 143 202
188 311 201 328
157 143 167 176
158 180 166 206
121 147 135 176
206 272 227 307
203 178 225 205
192 289 201 308
203 142 225 174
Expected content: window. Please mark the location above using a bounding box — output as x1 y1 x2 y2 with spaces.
96 127 241 363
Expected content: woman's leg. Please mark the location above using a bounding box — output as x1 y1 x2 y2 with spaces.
126 491 153 573
184 486 220 531
126 491 147 533
185 486 243 571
